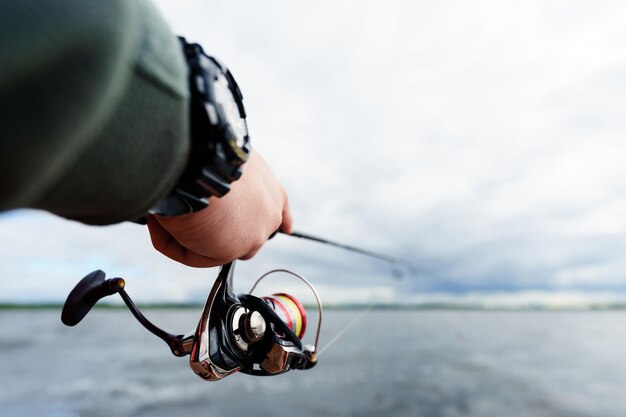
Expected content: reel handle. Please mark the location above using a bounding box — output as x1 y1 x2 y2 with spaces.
61 270 125 326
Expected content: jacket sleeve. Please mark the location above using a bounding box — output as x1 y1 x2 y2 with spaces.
0 0 190 225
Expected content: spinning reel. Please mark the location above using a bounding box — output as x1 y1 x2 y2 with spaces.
61 262 321 380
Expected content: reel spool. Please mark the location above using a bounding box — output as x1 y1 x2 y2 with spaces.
249 268 322 359
262 293 307 339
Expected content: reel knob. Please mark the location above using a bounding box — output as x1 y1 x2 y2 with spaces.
61 270 125 326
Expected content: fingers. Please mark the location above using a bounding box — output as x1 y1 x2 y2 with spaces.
239 239 264 260
280 191 293 234
146 215 221 268
145 149 294 267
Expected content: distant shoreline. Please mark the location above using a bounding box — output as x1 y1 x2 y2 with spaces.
3 302 626 312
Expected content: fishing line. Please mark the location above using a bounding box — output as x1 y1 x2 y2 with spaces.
317 301 376 357
277 230 419 356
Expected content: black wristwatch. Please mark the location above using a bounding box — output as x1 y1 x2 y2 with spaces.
150 37 251 217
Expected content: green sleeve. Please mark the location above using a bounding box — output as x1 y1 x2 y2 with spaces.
0 0 190 225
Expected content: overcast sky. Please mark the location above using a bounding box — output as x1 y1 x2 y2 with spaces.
3 0 626 305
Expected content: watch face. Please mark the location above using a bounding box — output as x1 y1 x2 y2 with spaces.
213 72 248 148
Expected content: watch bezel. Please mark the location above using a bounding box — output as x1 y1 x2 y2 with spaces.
194 53 251 169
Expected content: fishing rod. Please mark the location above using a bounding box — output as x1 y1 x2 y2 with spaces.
61 230 411 382
58 37 415 382
280 230 419 274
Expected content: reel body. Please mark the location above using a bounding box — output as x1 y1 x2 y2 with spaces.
61 261 320 381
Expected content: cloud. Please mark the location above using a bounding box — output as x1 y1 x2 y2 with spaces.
3 1 626 303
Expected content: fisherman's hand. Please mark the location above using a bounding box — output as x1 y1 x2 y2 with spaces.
146 150 293 267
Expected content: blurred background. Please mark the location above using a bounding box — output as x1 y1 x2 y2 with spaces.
3 0 626 416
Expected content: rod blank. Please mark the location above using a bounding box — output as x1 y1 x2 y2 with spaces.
280 230 419 273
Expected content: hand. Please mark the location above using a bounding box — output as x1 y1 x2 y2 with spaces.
146 150 293 267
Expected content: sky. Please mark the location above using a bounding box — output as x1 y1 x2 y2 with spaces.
3 0 626 305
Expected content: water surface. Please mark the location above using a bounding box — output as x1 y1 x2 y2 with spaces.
1 310 626 417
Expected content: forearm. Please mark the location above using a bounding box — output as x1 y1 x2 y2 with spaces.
0 0 189 224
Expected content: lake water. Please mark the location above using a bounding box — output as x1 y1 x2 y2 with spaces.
2 310 626 417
